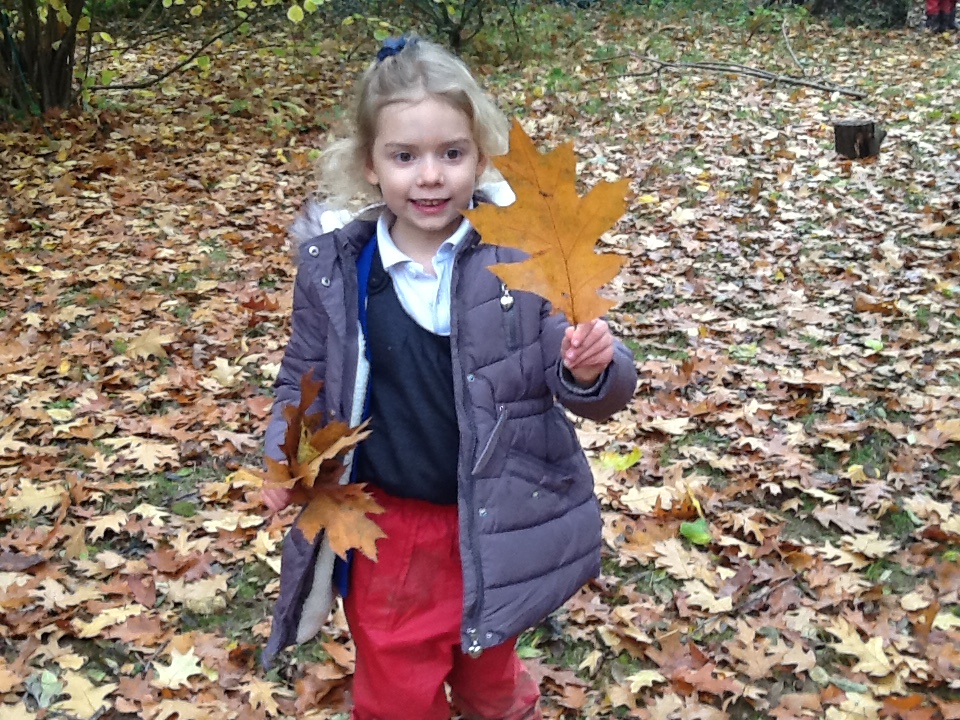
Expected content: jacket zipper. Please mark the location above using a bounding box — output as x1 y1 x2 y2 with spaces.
450 241 486 658
471 405 508 476
500 283 520 351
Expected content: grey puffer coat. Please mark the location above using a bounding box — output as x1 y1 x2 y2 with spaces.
262 217 637 664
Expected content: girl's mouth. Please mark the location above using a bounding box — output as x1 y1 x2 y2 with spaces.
412 199 449 214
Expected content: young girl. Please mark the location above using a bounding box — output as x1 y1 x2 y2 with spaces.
260 36 637 720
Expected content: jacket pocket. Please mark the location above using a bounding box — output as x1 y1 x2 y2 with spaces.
500 284 520 351
472 405 509 476
508 450 577 495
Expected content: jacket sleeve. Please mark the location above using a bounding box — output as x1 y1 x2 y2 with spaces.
539 304 637 422
263 265 329 463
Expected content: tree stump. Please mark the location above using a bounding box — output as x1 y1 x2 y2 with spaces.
834 119 886 159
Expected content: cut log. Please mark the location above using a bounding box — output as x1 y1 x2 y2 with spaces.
834 119 886 159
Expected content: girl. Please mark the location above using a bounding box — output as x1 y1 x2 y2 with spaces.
260 36 637 720
927 0 957 30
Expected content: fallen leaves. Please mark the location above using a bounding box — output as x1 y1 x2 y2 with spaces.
1 8 959 720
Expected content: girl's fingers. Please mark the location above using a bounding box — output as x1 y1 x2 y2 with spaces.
568 330 612 360
566 347 612 370
569 319 603 348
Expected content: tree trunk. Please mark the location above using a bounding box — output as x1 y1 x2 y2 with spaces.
0 0 83 118
834 119 886 159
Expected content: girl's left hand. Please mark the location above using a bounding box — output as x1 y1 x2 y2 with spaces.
561 319 614 387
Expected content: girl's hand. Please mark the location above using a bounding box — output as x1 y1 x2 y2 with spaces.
561 319 615 387
262 486 294 512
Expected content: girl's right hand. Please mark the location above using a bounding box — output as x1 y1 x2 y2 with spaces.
262 486 295 512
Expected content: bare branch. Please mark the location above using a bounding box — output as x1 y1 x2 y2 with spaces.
589 52 866 99
90 11 260 91
781 17 806 76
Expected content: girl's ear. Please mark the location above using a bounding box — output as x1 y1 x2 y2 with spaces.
475 152 488 180
364 156 379 186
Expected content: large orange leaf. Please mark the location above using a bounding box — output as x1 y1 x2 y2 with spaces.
260 371 384 559
464 120 630 324
297 484 386 561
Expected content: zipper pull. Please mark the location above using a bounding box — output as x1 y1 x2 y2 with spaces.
466 627 483 658
499 283 514 311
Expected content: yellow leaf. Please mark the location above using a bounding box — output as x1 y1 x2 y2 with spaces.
626 669 666 692
900 591 930 611
464 120 629 324
827 618 892 677
287 3 304 21
578 649 603 674
0 703 35 720
149 701 216 720
244 677 289 716
52 671 118 719
151 648 205 690
642 417 692 435
208 357 244 387
683 579 733 613
621 484 677 514
935 418 960 441
296 484 386 560
165 576 229 615
126 329 174 359
46 408 74 422
0 660 23 693
9 479 64 515
72 604 145 638
933 611 960 630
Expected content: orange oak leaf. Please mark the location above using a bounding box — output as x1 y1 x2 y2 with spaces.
297 484 386 561
464 120 630 324
259 371 384 560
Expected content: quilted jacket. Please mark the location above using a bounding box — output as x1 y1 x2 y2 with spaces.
261 215 637 667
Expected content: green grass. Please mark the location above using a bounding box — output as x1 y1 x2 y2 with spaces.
862 558 918 593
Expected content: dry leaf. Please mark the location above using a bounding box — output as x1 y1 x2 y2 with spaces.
464 120 629 324
258 372 384 560
151 648 205 690
52 671 118 719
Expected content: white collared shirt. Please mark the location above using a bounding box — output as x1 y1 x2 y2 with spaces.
374 212 473 336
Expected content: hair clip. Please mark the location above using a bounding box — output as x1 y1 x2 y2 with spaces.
376 36 416 63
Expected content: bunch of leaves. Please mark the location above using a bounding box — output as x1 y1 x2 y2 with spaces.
465 119 630 325
260 371 385 560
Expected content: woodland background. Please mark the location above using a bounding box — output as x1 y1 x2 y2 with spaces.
2 0 960 718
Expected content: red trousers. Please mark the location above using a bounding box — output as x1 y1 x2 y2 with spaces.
927 0 955 14
344 487 541 720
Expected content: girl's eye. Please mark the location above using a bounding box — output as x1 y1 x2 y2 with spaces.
396 152 413 163
444 148 463 161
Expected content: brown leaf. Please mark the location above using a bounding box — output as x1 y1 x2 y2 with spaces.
296 484 386 560
464 120 629 324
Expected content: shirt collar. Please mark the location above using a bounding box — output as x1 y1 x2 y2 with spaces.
375 207 474 272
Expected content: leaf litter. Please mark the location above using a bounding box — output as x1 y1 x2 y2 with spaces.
1 7 960 720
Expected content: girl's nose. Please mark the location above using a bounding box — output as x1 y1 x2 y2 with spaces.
418 158 442 185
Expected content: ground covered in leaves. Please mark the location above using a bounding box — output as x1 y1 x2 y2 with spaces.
2 4 960 719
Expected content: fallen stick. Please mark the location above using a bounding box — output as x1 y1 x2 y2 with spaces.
590 52 867 99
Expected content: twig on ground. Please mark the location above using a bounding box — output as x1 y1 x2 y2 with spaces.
781 18 806 76
589 52 866 99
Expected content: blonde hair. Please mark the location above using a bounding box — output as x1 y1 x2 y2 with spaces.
318 37 510 208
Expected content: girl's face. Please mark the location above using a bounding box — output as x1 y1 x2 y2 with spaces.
365 95 486 250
